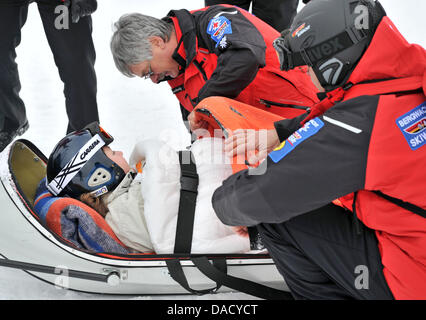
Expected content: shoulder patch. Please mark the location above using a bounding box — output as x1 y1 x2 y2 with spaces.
396 101 426 150
217 35 231 51
207 16 232 47
269 118 324 163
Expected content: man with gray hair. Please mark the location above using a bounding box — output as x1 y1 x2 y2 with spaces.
110 5 318 131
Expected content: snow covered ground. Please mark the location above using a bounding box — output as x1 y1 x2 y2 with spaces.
0 0 425 300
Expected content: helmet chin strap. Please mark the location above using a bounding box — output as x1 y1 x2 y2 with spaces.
46 134 105 196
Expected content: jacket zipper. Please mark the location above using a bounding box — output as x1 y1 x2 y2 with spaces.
259 99 311 111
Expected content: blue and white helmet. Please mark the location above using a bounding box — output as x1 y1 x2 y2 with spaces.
46 122 126 198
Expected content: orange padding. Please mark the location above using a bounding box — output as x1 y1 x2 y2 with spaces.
194 96 284 173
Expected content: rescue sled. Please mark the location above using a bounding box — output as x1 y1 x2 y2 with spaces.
0 139 290 299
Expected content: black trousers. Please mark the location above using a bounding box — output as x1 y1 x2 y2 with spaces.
204 0 299 32
0 0 99 134
257 203 395 300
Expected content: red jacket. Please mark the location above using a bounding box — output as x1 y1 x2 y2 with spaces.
165 5 318 119
335 17 426 300
212 16 426 299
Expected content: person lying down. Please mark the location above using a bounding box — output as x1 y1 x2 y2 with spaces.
44 122 251 254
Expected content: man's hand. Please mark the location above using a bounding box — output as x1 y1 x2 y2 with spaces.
224 129 280 165
231 226 249 238
129 142 146 173
63 0 97 23
187 110 209 134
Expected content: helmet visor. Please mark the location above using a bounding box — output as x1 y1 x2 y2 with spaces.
273 30 311 72
273 36 293 71
83 121 114 145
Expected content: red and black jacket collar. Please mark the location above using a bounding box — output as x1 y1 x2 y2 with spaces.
164 9 199 71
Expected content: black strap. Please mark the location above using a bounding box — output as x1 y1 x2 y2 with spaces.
193 60 208 81
165 258 227 295
352 191 362 235
192 257 293 300
170 150 292 299
166 257 293 299
173 150 199 254
287 27 366 69
171 36 187 68
0 256 109 283
373 191 426 218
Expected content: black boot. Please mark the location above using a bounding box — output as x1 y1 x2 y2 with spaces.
0 120 29 152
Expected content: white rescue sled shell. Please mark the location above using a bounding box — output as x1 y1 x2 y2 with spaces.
0 139 289 297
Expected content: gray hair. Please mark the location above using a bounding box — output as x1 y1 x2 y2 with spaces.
110 13 174 77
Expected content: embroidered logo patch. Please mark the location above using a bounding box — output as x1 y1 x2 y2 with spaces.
207 16 232 47
218 35 230 51
269 118 324 163
396 102 426 150
291 23 311 38
91 186 108 197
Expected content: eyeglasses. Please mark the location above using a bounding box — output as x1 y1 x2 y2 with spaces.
142 63 154 80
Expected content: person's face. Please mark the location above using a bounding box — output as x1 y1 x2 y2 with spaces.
103 146 131 174
129 35 180 83
308 67 325 92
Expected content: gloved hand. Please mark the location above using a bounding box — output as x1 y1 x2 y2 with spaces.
63 0 98 24
129 142 147 173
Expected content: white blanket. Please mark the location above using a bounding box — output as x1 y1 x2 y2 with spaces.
135 138 250 254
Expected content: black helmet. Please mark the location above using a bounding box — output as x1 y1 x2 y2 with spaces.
46 122 126 198
273 0 386 91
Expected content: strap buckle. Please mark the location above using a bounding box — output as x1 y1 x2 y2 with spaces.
179 150 199 193
180 169 199 193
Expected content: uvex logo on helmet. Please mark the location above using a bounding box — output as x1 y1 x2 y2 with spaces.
307 37 346 63
80 139 101 160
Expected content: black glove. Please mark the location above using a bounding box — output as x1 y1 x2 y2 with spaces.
63 0 97 24
302 0 311 4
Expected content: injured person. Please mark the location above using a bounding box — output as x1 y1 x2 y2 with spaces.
42 121 251 254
